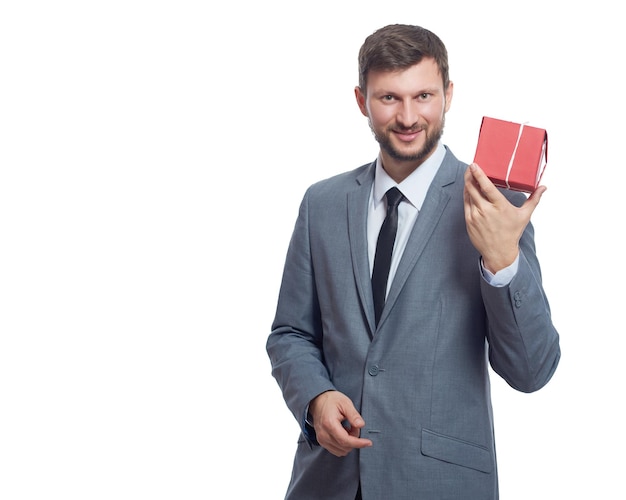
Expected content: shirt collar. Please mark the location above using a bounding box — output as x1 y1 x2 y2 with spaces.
373 141 446 210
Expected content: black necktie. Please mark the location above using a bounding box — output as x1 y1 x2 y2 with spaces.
371 187 404 326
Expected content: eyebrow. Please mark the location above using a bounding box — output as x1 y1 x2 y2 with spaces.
373 87 441 96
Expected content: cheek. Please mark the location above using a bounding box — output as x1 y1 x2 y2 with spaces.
368 104 394 127
423 102 446 123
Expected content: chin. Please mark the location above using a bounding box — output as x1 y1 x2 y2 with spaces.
393 144 427 160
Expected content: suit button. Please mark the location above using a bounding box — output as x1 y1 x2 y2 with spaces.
368 365 380 376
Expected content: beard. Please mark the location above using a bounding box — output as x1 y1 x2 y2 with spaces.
370 116 445 165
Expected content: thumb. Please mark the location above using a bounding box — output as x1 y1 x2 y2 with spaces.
523 185 547 214
341 403 365 429
343 409 365 438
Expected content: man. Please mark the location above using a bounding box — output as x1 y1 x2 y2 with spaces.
266 24 560 500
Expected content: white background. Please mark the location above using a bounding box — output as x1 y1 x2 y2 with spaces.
1 1 624 498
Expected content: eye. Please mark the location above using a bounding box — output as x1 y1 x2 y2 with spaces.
418 93 431 100
382 95 394 101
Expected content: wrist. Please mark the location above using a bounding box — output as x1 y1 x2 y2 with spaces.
482 249 518 274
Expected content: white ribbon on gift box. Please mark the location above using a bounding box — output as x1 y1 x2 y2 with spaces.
504 121 528 190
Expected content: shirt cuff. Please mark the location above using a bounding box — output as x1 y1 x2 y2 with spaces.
480 254 519 287
302 405 319 447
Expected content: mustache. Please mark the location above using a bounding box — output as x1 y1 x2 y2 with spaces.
389 124 423 133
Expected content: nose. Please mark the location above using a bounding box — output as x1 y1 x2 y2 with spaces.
397 99 419 128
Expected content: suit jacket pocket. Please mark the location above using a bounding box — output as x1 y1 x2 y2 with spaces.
421 428 494 474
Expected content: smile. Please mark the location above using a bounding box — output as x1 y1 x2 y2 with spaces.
393 129 422 142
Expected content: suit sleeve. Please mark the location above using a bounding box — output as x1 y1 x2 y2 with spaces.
480 219 561 393
266 188 336 429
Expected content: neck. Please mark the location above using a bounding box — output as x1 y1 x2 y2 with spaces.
380 148 436 183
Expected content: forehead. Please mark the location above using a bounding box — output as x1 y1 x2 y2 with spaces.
366 58 444 94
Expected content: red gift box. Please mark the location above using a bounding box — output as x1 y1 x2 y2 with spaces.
473 116 548 193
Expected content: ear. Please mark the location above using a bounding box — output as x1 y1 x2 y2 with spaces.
354 86 369 117
444 81 454 113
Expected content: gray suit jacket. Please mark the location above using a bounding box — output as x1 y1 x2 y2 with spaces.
267 148 560 500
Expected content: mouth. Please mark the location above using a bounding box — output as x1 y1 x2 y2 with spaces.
393 128 423 142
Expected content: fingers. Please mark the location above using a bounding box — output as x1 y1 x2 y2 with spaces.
466 163 546 215
324 418 373 457
311 391 373 457
327 407 373 456
465 163 501 203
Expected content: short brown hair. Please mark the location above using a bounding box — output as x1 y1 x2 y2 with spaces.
358 24 450 93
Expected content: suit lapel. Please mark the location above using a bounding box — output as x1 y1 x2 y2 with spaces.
347 163 377 335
